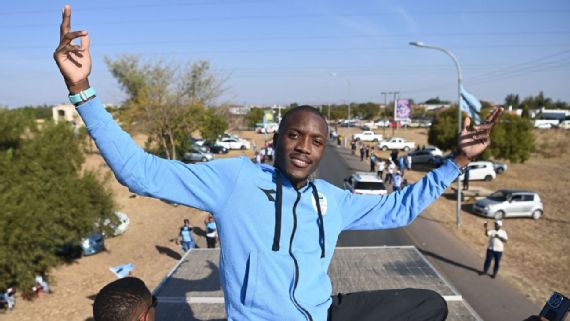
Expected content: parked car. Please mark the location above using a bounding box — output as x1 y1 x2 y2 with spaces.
202 141 229 154
352 131 383 142
217 137 251 150
183 146 214 162
378 137 415 151
343 172 387 195
459 161 496 181
374 119 391 128
473 189 544 219
492 161 508 174
406 146 443 165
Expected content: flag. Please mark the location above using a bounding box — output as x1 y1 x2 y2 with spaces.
460 85 481 124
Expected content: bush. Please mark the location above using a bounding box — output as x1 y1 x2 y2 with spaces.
0 117 114 294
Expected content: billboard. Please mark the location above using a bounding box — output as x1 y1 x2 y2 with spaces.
394 99 411 121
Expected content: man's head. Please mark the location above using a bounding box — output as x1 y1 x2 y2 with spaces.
93 277 155 321
495 220 503 230
183 219 190 226
273 106 328 189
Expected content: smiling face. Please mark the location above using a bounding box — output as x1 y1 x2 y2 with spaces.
274 108 328 189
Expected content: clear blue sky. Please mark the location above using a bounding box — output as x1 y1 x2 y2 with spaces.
1 0 569 107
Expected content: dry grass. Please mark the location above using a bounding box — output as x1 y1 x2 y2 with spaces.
338 126 570 305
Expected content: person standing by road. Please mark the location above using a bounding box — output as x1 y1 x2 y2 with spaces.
369 153 377 172
54 7 502 320
204 215 218 249
463 166 470 190
178 219 196 252
377 158 386 178
393 171 403 192
481 220 508 278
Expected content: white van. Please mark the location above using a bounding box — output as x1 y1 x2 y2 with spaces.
459 161 496 181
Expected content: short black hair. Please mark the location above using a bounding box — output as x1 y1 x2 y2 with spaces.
93 277 151 321
278 105 328 135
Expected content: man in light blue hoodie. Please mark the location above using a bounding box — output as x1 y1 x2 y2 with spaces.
54 6 502 321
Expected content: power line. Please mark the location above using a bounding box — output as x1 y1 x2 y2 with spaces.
3 31 570 50
2 5 569 16
4 9 570 28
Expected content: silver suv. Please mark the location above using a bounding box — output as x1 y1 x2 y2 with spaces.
343 172 387 195
473 189 544 219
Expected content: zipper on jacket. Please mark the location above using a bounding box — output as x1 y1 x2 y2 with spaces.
289 190 314 321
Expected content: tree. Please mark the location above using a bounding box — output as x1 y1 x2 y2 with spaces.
481 112 534 163
0 116 114 294
201 109 229 142
504 94 520 109
427 107 459 151
105 55 228 160
424 97 450 104
245 107 265 128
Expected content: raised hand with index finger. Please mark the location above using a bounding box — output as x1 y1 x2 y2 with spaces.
453 106 503 168
53 5 91 94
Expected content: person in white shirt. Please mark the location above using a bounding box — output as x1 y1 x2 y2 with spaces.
481 220 508 278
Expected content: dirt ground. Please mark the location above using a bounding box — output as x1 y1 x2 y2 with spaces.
337 126 570 306
4 126 568 320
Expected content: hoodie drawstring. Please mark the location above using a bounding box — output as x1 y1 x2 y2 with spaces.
271 170 326 258
272 170 283 252
309 182 326 258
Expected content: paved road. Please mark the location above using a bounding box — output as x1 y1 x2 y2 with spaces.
318 142 540 321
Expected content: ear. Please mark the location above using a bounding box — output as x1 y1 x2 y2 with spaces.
272 133 278 149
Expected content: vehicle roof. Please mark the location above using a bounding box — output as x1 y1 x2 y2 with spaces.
468 160 493 165
352 172 383 182
495 189 536 194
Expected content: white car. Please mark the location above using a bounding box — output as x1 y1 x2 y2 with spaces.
343 172 387 195
216 137 251 150
473 190 544 219
459 161 496 181
378 137 415 151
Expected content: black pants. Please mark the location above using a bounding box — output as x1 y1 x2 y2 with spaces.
206 236 216 248
328 289 448 321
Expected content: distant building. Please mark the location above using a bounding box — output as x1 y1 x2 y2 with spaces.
52 104 84 128
417 104 451 112
228 106 252 115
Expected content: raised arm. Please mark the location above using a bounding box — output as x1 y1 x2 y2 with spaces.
52 5 243 214
340 108 503 230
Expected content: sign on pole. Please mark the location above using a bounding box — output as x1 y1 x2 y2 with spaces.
394 99 411 121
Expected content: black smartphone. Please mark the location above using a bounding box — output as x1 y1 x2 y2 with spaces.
539 292 570 321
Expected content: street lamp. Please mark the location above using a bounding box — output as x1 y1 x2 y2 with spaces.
410 41 464 227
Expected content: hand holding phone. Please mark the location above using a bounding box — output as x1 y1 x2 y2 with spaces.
539 292 570 321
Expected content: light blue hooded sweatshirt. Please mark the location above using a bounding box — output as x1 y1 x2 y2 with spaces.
77 97 461 321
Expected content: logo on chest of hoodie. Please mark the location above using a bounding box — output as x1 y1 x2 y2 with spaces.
311 192 328 215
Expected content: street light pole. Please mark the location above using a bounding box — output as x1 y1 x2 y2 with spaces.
409 41 464 227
